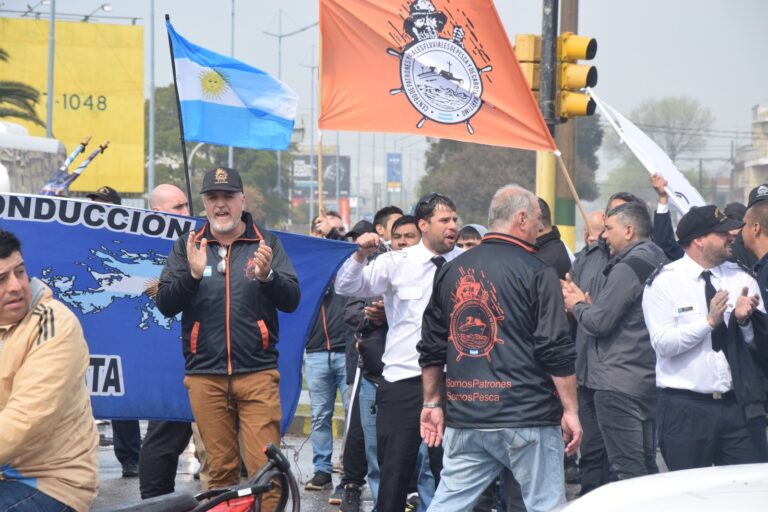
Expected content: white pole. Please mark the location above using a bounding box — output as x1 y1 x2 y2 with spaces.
148 0 156 194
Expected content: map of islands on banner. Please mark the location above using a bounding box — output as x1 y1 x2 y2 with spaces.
0 194 356 433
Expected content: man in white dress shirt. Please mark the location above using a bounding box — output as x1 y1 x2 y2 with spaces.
335 192 461 512
642 204 764 470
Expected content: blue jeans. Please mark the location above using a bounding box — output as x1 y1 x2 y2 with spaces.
416 441 436 512
359 377 380 508
305 351 349 474
0 481 74 511
428 426 565 512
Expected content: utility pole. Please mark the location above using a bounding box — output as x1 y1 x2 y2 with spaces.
535 0 558 219
264 13 318 197
554 0 578 249
228 0 235 168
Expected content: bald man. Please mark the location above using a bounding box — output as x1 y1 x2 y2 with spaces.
583 211 606 246
570 210 611 495
149 184 190 216
139 183 197 498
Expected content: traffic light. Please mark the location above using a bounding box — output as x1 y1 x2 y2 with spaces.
514 34 541 102
556 32 597 119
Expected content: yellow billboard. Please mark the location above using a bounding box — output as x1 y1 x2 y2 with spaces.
0 18 144 192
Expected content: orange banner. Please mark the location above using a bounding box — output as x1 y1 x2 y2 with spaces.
319 0 556 152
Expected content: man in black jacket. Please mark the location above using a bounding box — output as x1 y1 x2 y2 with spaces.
535 197 571 280
419 184 580 512
563 202 666 481
156 167 300 509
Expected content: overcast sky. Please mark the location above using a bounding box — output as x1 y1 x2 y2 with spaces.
2 0 766 209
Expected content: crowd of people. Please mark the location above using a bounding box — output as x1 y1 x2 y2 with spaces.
1 166 768 512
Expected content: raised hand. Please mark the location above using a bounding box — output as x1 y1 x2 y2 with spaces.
706 289 729 328
187 231 208 280
246 243 273 281
734 286 760 324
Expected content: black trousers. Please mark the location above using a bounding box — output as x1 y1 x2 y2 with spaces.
341 378 368 487
659 389 763 470
376 376 442 512
576 387 610 494
138 421 193 498
112 420 141 466
593 389 657 480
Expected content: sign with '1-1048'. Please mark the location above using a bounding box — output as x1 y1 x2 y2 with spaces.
0 18 144 193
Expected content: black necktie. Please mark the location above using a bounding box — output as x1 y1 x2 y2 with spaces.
431 256 446 270
701 270 726 352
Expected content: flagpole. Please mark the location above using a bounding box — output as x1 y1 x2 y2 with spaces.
318 130 324 213
165 14 195 217
554 152 589 231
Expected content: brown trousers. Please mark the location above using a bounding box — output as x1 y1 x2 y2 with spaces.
185 370 282 509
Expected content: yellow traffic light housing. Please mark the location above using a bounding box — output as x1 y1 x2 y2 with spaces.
557 32 597 62
514 34 541 91
556 32 597 120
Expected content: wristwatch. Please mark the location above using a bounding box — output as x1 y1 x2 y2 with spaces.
422 402 441 409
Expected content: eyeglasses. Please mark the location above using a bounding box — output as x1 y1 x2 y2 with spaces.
217 246 227 274
416 192 449 208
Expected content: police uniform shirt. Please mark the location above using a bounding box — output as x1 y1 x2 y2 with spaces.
642 253 763 394
335 240 463 382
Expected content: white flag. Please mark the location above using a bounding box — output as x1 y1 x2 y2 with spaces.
588 89 705 215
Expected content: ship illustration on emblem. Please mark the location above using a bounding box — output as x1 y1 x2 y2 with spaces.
387 0 493 134
448 267 504 362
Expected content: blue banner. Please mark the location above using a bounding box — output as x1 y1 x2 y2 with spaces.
0 194 355 434
387 152 402 193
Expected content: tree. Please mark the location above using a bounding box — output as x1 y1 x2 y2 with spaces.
0 48 45 127
419 140 536 224
145 85 291 225
604 96 715 164
600 96 715 208
574 115 603 201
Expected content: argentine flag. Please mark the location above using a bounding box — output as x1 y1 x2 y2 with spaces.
166 20 298 151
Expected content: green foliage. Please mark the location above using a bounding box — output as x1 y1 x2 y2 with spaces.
419 139 536 224
574 115 603 201
0 48 45 127
145 85 292 225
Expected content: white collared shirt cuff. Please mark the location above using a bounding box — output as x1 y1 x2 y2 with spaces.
656 203 670 214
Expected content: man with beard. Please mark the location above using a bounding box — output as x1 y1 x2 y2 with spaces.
563 202 666 481
642 205 764 470
156 167 300 510
335 193 462 512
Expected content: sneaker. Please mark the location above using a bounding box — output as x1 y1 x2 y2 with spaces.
405 492 420 512
122 463 139 478
329 483 344 505
305 471 333 490
340 484 362 512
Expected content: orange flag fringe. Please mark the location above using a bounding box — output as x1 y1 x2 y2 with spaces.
319 0 557 152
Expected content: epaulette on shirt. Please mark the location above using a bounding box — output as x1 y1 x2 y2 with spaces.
645 262 669 287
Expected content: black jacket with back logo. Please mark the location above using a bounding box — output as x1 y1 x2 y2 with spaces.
156 211 300 375
418 233 575 429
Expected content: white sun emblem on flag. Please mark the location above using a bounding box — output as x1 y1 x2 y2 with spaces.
199 69 229 100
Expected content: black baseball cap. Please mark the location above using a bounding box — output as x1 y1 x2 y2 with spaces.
86 186 122 205
747 184 768 209
345 220 375 240
200 167 243 194
676 205 744 244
